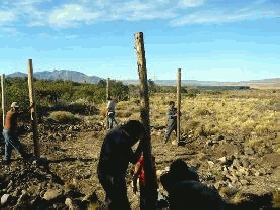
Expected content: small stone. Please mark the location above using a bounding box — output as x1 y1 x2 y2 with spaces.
1 194 11 205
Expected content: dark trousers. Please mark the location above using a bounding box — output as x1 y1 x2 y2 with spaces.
107 112 116 129
98 173 131 210
3 129 28 160
165 120 177 142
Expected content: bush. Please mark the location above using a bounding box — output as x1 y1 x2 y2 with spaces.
49 111 76 123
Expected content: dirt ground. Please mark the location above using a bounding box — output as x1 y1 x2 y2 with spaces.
0 117 279 209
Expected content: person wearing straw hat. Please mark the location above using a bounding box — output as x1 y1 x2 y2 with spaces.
2 102 33 165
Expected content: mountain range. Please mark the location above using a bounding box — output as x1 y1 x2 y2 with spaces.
7 70 102 84
6 70 279 87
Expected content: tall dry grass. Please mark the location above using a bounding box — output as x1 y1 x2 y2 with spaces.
97 89 278 152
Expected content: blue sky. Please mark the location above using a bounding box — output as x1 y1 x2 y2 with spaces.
0 0 279 82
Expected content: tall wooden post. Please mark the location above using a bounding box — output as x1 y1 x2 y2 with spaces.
106 78 110 129
134 32 157 209
1 74 5 126
27 59 40 158
106 78 110 99
177 68 181 144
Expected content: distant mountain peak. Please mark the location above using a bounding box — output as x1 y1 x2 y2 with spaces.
7 70 103 84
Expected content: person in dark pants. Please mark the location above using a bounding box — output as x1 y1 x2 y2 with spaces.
97 120 146 210
2 102 33 165
164 101 180 143
106 96 117 129
160 159 225 210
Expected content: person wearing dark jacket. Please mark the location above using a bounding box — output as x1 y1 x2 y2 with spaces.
97 120 146 210
160 159 225 210
164 101 180 143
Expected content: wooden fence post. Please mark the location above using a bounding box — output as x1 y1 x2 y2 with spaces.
1 74 5 126
106 78 110 129
27 59 40 158
134 32 157 209
177 68 181 144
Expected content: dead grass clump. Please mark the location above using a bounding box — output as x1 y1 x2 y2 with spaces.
117 111 133 118
49 111 76 123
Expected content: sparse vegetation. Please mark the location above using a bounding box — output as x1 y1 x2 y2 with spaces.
0 78 279 209
49 111 76 123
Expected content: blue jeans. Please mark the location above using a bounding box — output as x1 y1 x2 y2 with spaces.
2 129 28 160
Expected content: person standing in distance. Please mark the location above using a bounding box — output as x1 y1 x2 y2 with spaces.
164 101 180 144
2 102 33 165
106 96 116 129
97 120 145 210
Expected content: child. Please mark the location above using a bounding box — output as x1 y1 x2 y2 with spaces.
133 154 157 209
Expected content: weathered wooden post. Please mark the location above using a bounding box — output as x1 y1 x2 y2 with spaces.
1 74 5 126
106 78 109 129
134 32 157 209
106 78 110 99
27 59 40 158
177 68 181 144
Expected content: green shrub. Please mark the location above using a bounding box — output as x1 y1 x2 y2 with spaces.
49 111 76 123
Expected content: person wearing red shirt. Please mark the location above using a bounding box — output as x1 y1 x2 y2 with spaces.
133 154 157 209
2 102 33 165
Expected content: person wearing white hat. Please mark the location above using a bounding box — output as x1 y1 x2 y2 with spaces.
2 102 33 165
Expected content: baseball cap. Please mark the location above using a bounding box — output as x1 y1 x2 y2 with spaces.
11 102 19 108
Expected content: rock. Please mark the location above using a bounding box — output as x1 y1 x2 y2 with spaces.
65 198 74 209
259 168 267 176
240 179 249 185
217 156 227 165
244 147 255 155
171 140 177 146
43 189 63 201
1 194 11 205
7 180 13 188
241 159 251 168
16 190 29 205
207 161 215 167
82 191 98 203
232 159 241 168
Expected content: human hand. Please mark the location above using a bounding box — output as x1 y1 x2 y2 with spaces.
30 102 35 108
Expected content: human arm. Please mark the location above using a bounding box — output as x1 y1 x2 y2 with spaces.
133 159 142 194
29 102 35 110
18 102 35 114
167 108 178 120
129 139 143 164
